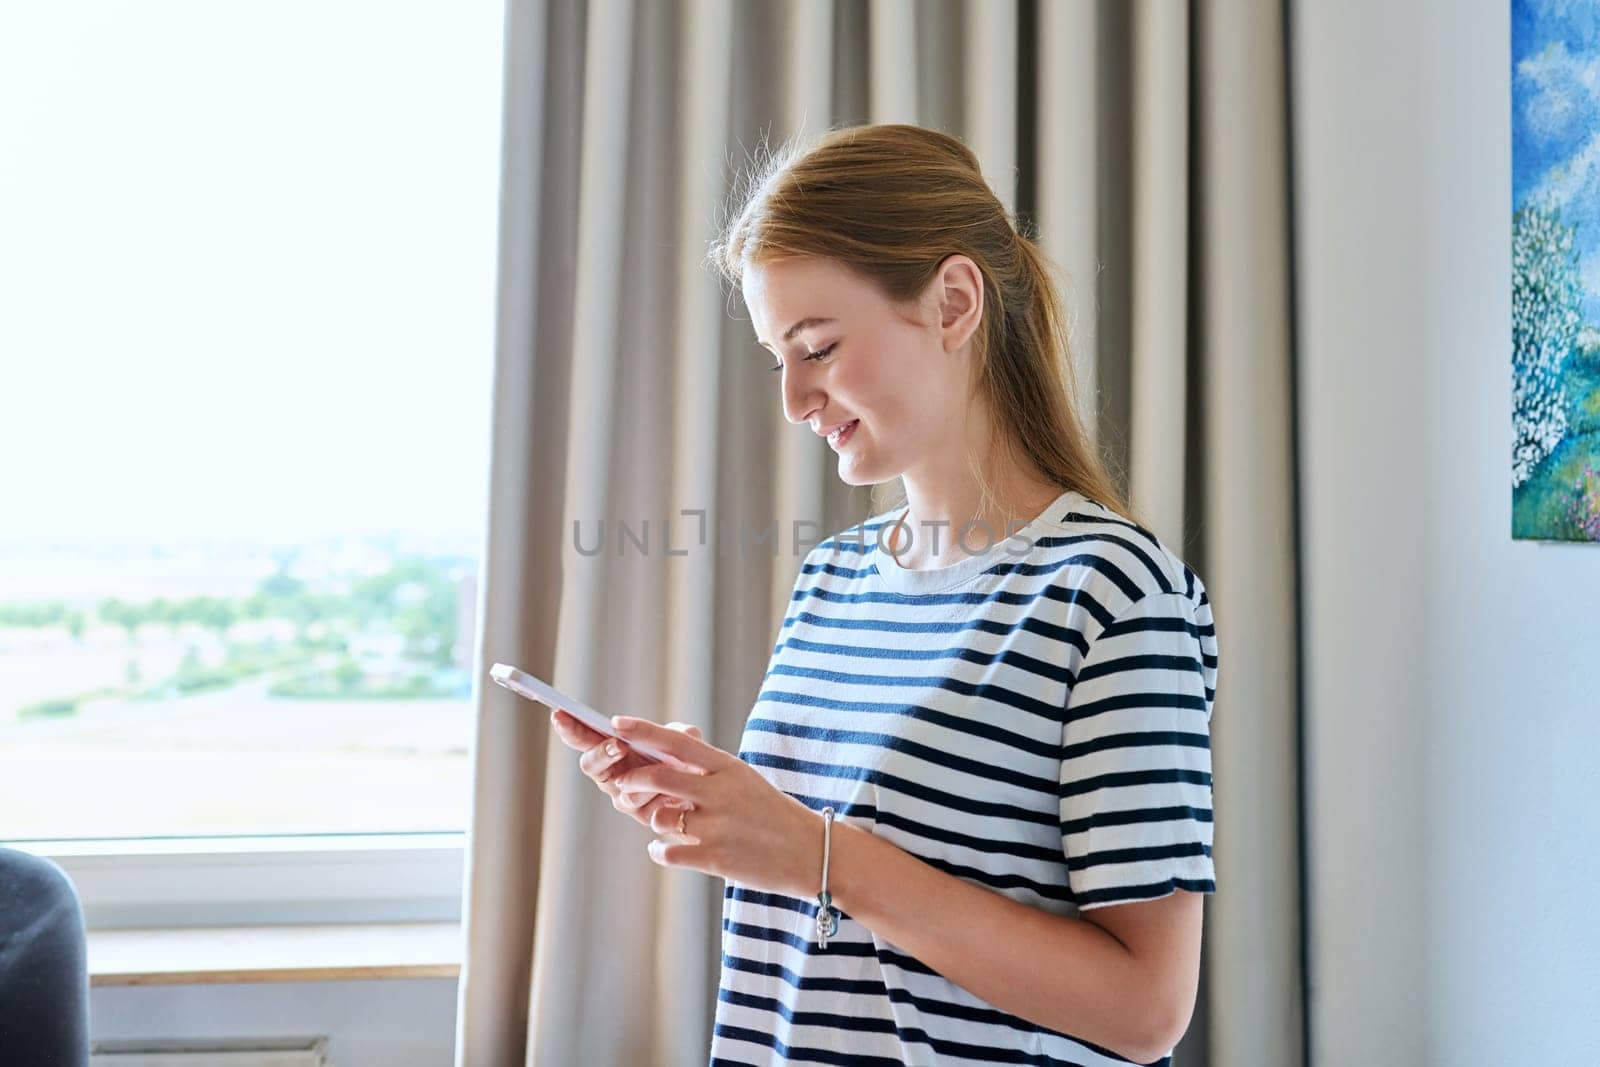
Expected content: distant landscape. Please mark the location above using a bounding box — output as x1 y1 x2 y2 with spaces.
0 535 479 839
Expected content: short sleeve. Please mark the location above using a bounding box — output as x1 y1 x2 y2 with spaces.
1058 590 1218 911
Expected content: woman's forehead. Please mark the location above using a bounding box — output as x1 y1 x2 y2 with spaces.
743 255 841 302
743 258 860 343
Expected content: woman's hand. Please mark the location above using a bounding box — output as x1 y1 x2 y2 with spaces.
603 715 823 899
549 708 703 830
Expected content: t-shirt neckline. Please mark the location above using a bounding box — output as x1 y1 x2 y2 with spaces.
869 488 1086 595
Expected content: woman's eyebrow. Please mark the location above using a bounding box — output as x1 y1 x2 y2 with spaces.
757 316 837 348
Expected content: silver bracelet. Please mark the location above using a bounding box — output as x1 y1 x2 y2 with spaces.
815 806 838 949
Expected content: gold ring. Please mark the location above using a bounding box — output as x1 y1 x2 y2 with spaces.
676 808 687 835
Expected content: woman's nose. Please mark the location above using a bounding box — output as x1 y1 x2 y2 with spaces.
780 367 820 426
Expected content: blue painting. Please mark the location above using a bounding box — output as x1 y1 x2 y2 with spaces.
1513 0 1600 541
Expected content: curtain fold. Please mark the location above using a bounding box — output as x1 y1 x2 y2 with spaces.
1192 4 1303 1064
456 2 1301 1065
1037 0 1102 447
1128 0 1190 547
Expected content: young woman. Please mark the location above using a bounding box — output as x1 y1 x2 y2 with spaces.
551 123 1219 1067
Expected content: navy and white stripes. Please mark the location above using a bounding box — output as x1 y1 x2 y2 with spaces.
709 489 1219 1067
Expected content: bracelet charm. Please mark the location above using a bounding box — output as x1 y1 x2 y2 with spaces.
815 806 838 949
816 890 836 947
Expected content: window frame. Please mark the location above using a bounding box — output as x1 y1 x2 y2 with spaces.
7 832 464 929
1 1 501 941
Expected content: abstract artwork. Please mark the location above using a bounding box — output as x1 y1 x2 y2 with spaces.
1513 0 1600 541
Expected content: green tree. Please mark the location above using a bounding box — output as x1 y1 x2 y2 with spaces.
150 597 181 636
101 598 142 641
0 601 69 628
181 595 237 636
352 556 460 666
333 657 363 692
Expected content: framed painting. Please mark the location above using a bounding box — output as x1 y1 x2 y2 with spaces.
1512 0 1600 541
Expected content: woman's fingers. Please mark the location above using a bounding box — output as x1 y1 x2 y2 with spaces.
553 711 640 784
656 723 705 773
627 791 693 831
554 710 705 821
613 790 651 815
555 710 700 749
557 710 703 749
559 716 657 810
549 708 603 750
578 735 631 784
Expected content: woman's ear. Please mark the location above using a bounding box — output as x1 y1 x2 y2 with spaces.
936 254 984 353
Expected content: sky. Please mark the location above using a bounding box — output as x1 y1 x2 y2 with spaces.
0 2 504 546
1514 0 1600 322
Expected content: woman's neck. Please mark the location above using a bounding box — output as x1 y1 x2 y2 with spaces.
889 474 1062 570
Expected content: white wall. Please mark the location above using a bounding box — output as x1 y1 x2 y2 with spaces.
1292 1 1600 1064
91 980 457 1067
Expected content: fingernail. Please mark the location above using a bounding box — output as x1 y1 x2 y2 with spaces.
605 741 620 758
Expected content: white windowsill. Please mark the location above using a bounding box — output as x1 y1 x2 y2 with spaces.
88 921 462 986
12 833 465 928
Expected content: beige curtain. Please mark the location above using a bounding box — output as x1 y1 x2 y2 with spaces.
454 2 1301 1065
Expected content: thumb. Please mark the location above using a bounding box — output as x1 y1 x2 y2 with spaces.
651 721 706 774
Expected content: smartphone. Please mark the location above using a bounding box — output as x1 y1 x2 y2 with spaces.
488 662 670 764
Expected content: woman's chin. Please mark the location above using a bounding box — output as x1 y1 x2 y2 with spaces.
826 427 892 485
834 455 888 487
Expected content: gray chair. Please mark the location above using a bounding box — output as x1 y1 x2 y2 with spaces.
0 847 89 1066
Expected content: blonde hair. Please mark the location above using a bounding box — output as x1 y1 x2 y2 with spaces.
703 122 1145 530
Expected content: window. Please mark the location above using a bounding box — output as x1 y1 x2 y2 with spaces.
0 1 504 922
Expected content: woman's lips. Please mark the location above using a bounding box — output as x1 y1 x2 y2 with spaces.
828 419 859 448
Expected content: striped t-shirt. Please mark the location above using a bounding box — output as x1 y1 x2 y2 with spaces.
708 488 1219 1067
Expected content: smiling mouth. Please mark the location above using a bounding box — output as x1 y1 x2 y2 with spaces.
828 420 859 446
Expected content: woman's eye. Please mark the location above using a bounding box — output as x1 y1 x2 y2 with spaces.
768 343 837 373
